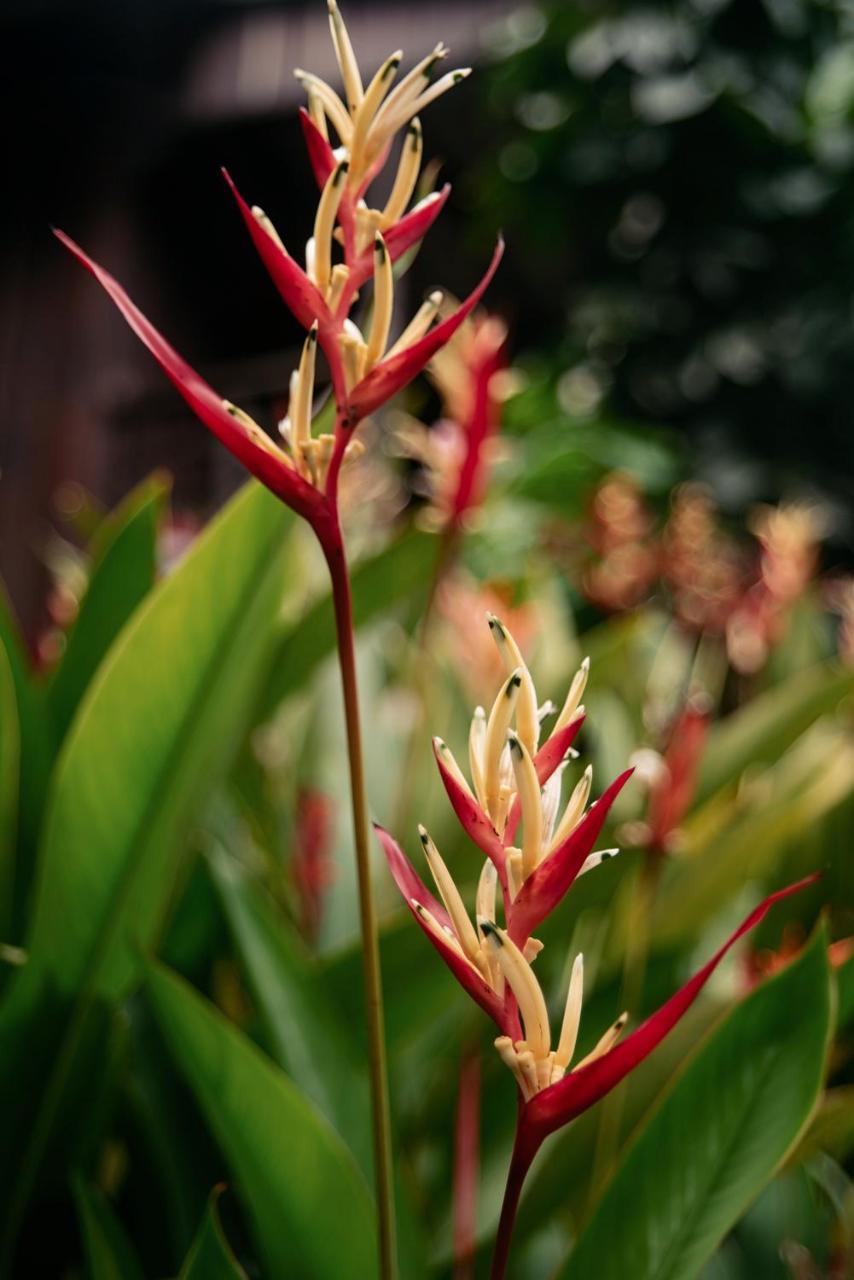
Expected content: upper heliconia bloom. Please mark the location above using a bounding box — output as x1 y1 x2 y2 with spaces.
56 0 502 541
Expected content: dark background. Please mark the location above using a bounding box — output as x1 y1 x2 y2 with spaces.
3 0 854 636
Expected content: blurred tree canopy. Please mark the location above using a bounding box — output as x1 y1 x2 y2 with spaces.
471 0 854 545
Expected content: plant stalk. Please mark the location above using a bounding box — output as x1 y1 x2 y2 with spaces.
453 1047 481 1280
323 520 397 1280
490 1124 538 1280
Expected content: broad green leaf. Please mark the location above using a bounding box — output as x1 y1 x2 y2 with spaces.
207 842 371 1173
47 473 167 744
73 1179 145 1280
0 641 19 938
696 662 854 804
146 961 377 1280
27 481 293 1000
179 1187 247 1280
0 586 52 930
265 527 436 708
652 727 853 947
0 484 295 1257
559 927 831 1280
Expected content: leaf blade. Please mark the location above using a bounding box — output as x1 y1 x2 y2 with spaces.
559 927 832 1280
146 961 378 1280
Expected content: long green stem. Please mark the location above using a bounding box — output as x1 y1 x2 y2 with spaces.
323 521 397 1280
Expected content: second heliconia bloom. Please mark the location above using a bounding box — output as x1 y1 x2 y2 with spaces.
375 614 634 1071
375 613 818 1262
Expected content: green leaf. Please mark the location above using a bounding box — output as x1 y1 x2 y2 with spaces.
27 480 294 1000
696 662 854 804
179 1187 248 1280
73 1178 145 1280
47 473 168 745
207 842 372 1174
652 726 854 947
146 960 378 1280
265 527 436 708
0 586 53 931
0 640 19 939
0 484 295 1259
559 926 832 1280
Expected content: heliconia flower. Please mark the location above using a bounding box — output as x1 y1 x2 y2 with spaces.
56 0 501 540
644 698 710 854
375 604 820 1278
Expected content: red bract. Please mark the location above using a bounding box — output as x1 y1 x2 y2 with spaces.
374 825 506 1026
528 877 817 1140
222 169 333 332
447 321 507 527
347 239 505 422
299 107 336 189
507 767 634 943
348 187 452 293
53 230 328 531
432 737 508 886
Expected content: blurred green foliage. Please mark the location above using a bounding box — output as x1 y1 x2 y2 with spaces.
472 0 854 530
0 465 850 1276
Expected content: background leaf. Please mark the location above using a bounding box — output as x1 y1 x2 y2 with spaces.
73 1179 146 1280
207 842 372 1174
47 473 168 745
26 480 294 1000
146 960 378 1280
696 663 854 804
178 1187 248 1280
265 528 435 709
559 926 831 1280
